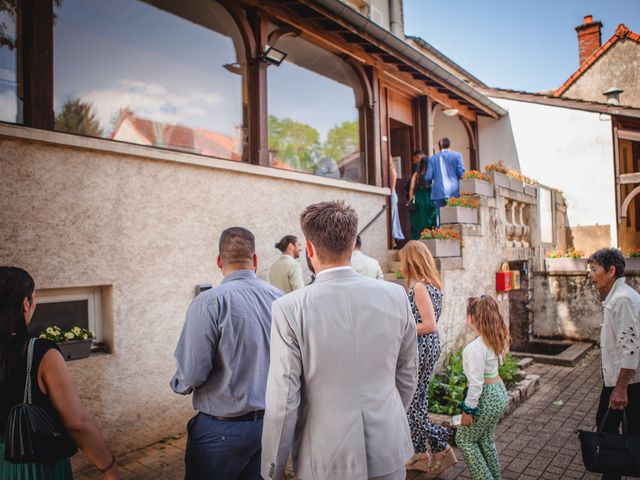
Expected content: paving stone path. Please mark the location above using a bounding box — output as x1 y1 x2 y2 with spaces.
76 349 613 479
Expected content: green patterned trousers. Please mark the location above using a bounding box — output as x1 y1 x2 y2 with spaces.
455 382 508 480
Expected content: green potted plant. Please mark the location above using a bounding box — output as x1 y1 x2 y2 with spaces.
625 247 640 272
483 161 511 189
440 195 479 224
460 170 494 197
419 228 462 258
544 248 587 272
39 326 95 361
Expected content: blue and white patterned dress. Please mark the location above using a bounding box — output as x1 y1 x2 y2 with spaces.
407 282 452 454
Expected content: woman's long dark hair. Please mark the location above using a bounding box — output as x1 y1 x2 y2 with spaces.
0 267 34 385
416 157 428 188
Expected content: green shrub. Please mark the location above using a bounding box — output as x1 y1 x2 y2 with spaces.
428 351 522 415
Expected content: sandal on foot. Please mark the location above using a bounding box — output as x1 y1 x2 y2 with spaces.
425 447 457 477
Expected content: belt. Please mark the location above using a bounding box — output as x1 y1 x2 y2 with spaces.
211 410 265 422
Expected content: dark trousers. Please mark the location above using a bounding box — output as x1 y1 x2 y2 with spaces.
185 412 263 480
595 382 640 480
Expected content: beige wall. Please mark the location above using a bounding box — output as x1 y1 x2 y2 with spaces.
0 126 389 461
566 225 611 256
563 39 640 107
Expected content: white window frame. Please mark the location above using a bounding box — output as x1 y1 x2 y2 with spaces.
35 287 103 342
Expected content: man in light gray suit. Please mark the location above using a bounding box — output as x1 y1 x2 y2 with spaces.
261 200 418 480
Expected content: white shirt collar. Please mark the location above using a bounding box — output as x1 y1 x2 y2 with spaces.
603 277 626 307
315 266 352 278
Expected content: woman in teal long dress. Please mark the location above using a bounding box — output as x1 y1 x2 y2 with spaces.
409 158 438 239
0 267 121 480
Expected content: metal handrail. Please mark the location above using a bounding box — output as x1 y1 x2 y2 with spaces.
358 205 387 236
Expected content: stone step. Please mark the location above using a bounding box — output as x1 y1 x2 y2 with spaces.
387 260 401 273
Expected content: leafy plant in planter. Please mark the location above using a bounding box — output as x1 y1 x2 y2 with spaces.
39 326 95 361
545 248 585 259
419 228 461 241
627 247 640 258
428 351 522 415
484 160 509 174
463 170 491 182
446 196 478 209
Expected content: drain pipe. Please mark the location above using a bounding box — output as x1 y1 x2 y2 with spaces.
389 0 403 37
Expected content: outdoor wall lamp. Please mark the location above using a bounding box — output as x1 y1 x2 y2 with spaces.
262 45 287 66
442 108 459 117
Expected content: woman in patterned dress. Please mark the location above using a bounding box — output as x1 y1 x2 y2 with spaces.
400 241 457 475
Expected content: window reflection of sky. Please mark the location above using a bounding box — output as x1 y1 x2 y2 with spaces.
269 61 357 141
0 9 18 122
54 0 243 137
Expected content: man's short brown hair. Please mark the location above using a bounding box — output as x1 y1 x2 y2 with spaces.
300 201 358 261
219 227 255 265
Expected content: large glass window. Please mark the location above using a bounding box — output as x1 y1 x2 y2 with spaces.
268 34 365 182
0 0 21 123
53 0 246 161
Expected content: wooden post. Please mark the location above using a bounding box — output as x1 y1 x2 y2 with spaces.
23 0 54 129
365 66 381 186
247 8 269 166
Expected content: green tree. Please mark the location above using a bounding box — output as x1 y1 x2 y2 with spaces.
55 97 103 137
268 115 320 171
323 120 359 162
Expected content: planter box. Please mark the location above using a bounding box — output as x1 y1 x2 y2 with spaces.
57 339 93 361
420 239 461 258
440 206 478 224
509 177 524 193
544 258 588 272
460 178 494 197
626 257 640 272
486 171 510 189
523 184 537 197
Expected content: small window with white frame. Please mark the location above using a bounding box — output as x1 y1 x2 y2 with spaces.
30 287 104 344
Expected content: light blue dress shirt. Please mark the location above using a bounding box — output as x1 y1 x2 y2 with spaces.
424 149 465 200
170 269 283 416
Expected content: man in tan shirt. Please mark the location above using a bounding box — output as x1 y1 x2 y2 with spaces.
268 235 304 293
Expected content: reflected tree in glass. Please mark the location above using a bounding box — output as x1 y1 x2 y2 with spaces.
55 97 103 137
268 115 320 171
324 120 359 163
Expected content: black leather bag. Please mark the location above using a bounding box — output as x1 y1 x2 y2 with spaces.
4 338 78 463
407 199 418 213
578 409 640 476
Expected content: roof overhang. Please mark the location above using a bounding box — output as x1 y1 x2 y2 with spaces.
256 0 506 119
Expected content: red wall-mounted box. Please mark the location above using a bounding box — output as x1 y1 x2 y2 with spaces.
496 271 513 292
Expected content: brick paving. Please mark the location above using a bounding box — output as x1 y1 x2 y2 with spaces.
77 349 611 480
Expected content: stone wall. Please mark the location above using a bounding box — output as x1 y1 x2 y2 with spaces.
532 272 640 342
0 127 389 461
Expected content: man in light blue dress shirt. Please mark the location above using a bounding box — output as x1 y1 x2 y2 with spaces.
424 137 465 225
171 227 283 480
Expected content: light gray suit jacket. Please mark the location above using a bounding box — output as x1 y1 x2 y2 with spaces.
261 268 418 480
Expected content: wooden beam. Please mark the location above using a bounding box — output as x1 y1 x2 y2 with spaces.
247 8 269 166
619 173 640 184
23 0 53 129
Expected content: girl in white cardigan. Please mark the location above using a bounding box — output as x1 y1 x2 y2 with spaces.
456 295 510 480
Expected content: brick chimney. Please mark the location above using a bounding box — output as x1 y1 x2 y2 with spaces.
575 15 603 65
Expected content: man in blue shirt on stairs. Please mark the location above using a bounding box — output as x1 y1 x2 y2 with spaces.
424 137 465 226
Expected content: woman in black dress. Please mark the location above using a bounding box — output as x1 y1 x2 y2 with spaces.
0 267 121 479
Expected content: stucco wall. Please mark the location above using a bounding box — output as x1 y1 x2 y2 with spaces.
479 97 616 247
532 272 640 342
563 39 640 107
0 128 389 461
432 104 470 167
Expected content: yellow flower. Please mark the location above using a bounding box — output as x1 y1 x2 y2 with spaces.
64 332 75 340
46 327 54 334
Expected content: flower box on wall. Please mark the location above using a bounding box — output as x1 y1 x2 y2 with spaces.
509 177 524 193
460 178 494 197
626 257 640 273
486 171 510 189
440 206 478 224
544 258 588 272
523 184 537 197
420 239 461 258
57 339 93 361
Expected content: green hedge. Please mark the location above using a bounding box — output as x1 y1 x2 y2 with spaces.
428 351 522 415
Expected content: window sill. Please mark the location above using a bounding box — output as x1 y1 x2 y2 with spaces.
0 123 390 196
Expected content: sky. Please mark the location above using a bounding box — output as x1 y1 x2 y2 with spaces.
404 0 640 93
